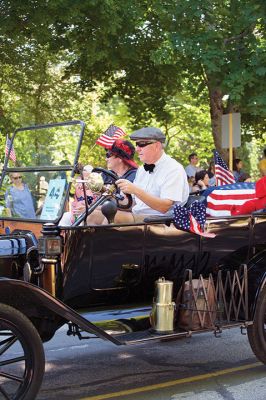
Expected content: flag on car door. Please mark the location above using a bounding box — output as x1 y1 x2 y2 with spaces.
96 125 126 148
173 201 215 238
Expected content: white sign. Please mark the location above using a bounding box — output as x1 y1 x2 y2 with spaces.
221 113 241 148
40 179 66 220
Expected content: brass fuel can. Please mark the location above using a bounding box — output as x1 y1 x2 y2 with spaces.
150 277 175 333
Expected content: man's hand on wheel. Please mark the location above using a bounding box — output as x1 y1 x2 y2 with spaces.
116 179 135 195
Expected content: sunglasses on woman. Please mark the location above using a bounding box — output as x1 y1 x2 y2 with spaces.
106 151 115 158
12 176 22 180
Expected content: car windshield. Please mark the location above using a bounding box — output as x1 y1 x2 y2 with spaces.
7 122 83 168
0 121 85 223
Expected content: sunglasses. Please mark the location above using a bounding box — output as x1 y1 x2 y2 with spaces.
135 141 156 148
106 151 115 159
12 176 22 180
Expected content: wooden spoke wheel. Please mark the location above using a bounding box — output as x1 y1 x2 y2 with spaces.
0 303 45 399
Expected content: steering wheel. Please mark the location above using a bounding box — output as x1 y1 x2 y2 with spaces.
91 167 133 210
92 167 119 183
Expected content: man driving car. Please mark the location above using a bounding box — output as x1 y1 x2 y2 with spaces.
114 127 189 223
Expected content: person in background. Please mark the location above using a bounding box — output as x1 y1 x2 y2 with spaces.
5 173 35 218
233 158 244 182
185 153 201 178
191 170 210 193
207 161 216 186
238 172 252 183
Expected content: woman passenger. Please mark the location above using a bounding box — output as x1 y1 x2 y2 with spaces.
192 170 210 193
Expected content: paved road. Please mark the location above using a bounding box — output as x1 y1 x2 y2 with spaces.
37 324 266 400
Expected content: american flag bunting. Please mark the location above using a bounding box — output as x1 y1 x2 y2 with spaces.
205 182 257 217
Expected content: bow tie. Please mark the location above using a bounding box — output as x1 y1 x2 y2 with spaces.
144 163 155 173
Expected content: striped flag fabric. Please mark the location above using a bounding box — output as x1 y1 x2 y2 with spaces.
213 150 235 186
173 201 216 238
206 182 257 217
5 137 16 162
96 124 126 148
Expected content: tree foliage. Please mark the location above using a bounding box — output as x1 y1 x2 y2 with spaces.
31 1 265 140
0 0 265 167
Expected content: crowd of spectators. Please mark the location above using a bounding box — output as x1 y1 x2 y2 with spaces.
185 148 266 195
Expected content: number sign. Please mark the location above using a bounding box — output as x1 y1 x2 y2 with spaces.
40 179 66 220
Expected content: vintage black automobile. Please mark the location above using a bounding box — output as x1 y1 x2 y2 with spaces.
0 121 266 400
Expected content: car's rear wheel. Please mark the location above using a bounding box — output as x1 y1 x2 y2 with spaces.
247 285 266 364
0 303 45 399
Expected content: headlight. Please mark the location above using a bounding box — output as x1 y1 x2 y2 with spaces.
38 236 62 256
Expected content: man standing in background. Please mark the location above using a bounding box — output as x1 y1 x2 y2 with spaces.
185 153 201 178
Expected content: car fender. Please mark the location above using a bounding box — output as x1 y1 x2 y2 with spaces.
0 278 121 344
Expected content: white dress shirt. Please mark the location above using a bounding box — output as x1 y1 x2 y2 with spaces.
133 152 189 215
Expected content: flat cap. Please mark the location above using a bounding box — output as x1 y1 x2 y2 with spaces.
130 127 166 143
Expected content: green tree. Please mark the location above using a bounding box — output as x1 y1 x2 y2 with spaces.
1 0 265 163
46 0 265 158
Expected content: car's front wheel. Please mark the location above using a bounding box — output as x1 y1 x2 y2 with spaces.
247 285 266 364
0 303 45 399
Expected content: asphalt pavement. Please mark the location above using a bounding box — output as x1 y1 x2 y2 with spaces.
37 324 266 400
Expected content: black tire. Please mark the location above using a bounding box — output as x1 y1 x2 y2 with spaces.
0 303 45 399
247 285 266 364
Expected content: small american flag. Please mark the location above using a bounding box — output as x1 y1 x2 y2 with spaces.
214 150 235 186
96 124 126 148
206 182 257 217
5 137 16 162
173 202 215 238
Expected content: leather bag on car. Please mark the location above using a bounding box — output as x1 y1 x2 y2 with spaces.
176 271 217 331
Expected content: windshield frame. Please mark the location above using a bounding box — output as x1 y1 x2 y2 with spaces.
0 120 86 224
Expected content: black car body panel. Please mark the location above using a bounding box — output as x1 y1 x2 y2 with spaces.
61 214 266 311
